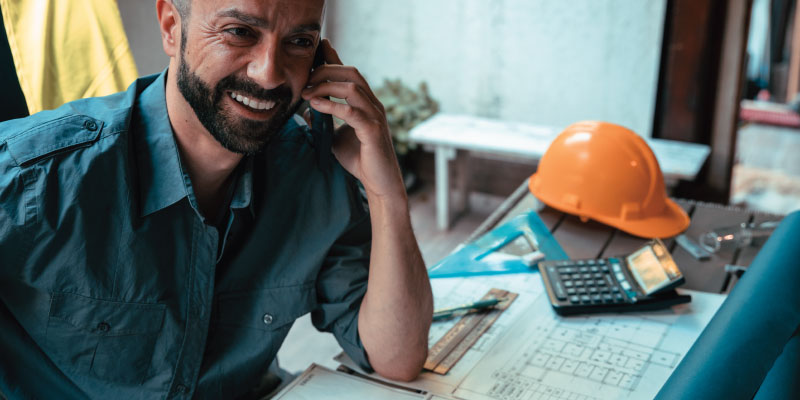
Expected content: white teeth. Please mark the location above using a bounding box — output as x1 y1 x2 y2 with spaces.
231 91 274 111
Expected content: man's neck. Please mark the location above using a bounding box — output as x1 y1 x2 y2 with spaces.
165 68 243 222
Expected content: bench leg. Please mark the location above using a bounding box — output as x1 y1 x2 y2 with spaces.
435 146 456 230
455 150 471 215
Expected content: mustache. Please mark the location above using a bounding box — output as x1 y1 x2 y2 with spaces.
215 75 293 103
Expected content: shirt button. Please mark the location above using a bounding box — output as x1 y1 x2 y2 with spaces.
262 313 274 325
83 119 98 131
96 322 110 333
174 384 189 394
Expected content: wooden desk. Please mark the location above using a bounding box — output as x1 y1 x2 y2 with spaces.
467 180 784 293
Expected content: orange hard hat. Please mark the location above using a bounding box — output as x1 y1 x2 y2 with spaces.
529 121 689 238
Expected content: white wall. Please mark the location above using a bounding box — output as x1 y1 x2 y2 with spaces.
325 0 666 137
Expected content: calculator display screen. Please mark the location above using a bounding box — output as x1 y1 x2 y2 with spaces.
626 242 682 294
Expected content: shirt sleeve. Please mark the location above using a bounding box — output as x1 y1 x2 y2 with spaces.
310 176 374 372
0 139 30 280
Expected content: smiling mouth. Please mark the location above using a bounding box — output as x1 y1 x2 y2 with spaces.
229 91 277 111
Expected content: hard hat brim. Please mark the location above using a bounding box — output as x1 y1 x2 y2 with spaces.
593 197 691 239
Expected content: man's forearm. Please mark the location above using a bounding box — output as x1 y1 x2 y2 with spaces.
357 193 433 382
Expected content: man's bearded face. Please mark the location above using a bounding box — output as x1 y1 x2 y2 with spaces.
175 37 304 155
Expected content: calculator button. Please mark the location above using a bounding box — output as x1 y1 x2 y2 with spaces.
599 286 610 293
611 286 620 293
560 267 576 274
571 273 582 280
593 273 604 279
614 293 625 302
584 280 595 287
590 266 599 272
546 266 568 300
611 263 622 272
621 281 632 291
574 280 585 287
602 294 614 303
591 294 602 303
588 287 599 294
564 281 574 288
615 272 626 281
566 288 576 295
560 273 571 281
580 295 591 303
595 279 606 286
582 273 592 280
569 296 581 304
579 267 590 273
577 260 586 266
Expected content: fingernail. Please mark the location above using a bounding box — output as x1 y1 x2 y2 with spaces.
310 98 321 105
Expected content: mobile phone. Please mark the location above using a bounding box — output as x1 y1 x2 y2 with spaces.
309 43 334 168
538 239 690 316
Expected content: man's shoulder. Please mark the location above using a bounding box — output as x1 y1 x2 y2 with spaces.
0 74 157 168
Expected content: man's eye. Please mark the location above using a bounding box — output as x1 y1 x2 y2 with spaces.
225 27 253 38
289 37 313 48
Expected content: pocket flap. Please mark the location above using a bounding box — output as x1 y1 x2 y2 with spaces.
216 283 316 331
50 292 165 336
7 115 103 166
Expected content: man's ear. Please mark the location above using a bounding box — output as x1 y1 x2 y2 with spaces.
156 0 182 57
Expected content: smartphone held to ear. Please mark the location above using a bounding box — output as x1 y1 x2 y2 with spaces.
309 43 334 168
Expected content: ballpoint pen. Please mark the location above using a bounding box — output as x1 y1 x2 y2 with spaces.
432 297 501 321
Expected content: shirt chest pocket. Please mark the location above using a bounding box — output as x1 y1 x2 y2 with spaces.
45 292 166 385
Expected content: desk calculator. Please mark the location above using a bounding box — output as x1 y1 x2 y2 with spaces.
538 239 691 315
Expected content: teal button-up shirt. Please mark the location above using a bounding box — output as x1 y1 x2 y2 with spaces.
0 71 372 399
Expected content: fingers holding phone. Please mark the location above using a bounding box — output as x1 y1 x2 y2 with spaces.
302 39 404 201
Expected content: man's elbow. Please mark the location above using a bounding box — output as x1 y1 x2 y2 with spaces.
372 346 428 382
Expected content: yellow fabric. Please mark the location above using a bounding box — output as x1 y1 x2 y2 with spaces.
0 0 138 114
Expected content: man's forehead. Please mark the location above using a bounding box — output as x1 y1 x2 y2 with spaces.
194 0 325 25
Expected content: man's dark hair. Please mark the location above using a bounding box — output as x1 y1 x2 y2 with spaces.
171 0 190 20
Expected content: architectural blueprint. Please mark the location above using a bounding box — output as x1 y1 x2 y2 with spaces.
453 289 725 400
335 272 724 400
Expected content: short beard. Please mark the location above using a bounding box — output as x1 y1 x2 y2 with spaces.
175 38 303 155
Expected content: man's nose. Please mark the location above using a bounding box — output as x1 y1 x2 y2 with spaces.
247 37 285 90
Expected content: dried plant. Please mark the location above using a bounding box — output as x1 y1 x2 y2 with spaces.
375 79 439 155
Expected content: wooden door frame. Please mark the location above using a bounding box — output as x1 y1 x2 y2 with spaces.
652 0 753 203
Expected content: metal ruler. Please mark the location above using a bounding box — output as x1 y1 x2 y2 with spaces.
424 288 518 375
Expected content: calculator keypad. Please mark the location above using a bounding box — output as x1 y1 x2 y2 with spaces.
544 260 634 306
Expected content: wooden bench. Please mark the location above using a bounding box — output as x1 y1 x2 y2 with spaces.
409 114 712 230
466 180 784 293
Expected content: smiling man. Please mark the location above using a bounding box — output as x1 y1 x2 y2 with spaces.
0 0 432 398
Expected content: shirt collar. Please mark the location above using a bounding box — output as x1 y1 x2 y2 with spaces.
134 70 187 217
228 155 255 218
134 69 256 219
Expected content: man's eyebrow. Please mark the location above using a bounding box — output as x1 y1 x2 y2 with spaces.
215 9 321 35
290 23 322 35
216 9 269 28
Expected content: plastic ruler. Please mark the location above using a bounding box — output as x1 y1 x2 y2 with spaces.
424 288 518 375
